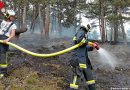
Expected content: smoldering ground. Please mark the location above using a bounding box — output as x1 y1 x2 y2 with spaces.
0 33 130 90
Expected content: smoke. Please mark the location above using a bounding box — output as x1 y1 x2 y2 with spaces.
97 48 119 69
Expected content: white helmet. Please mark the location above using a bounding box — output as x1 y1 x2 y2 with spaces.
81 23 91 32
81 22 91 32
7 10 15 17
6 10 15 18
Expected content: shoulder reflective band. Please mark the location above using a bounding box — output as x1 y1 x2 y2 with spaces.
81 38 86 43
79 64 87 68
73 36 77 41
73 36 86 44
86 80 95 85
0 64 8 68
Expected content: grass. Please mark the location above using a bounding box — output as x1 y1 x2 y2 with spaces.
0 57 66 90
12 67 30 78
25 72 39 85
0 83 4 90
10 85 25 90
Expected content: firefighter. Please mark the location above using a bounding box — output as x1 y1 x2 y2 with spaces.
69 23 99 90
0 10 16 78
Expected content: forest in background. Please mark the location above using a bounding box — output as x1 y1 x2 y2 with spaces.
0 1 129 90
1 0 130 45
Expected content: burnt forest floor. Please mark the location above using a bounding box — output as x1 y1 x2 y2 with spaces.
0 33 130 90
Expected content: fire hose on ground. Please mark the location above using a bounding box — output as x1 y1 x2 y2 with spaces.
0 40 85 58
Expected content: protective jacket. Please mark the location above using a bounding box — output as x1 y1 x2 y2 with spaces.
69 27 96 90
70 27 94 69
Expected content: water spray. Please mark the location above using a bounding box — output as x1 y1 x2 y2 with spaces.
97 47 118 69
91 42 118 69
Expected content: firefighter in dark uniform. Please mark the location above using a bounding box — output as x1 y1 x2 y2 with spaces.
0 10 16 78
69 23 99 90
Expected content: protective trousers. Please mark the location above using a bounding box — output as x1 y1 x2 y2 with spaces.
0 35 9 77
69 64 96 90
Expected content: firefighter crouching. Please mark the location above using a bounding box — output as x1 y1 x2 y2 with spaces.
69 23 99 90
0 10 16 78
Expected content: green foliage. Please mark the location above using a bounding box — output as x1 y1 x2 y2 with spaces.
7 0 130 28
14 0 27 6
53 0 78 27
106 15 120 21
110 0 130 8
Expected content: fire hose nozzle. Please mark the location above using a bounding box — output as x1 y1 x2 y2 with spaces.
88 42 100 50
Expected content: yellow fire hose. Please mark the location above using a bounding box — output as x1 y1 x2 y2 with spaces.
0 40 85 58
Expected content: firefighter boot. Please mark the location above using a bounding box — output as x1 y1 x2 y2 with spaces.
68 88 78 90
88 84 96 90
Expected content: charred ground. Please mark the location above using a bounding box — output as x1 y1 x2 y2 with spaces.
0 33 130 90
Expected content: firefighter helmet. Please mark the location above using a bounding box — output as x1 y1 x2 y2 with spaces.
7 10 15 17
4 10 15 19
81 23 91 32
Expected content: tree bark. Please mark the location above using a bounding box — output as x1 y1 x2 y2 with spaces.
22 4 27 25
38 4 44 38
45 4 50 38
113 7 118 44
17 5 21 29
58 14 62 37
110 22 113 43
120 19 127 46
119 8 127 46
51 12 54 33
30 5 35 32
99 0 105 43
105 19 107 42
30 4 38 33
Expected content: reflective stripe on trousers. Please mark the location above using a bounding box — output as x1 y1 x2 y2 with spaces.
86 80 96 85
79 63 87 69
0 64 8 68
70 75 78 89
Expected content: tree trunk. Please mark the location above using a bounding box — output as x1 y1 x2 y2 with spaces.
113 8 118 44
42 8 46 33
110 22 113 43
105 25 108 42
100 0 105 43
30 5 38 33
38 4 44 38
30 5 35 32
119 8 127 46
54 12 57 34
113 21 118 44
73 0 77 34
120 20 127 46
101 17 105 42
22 5 27 25
105 20 107 42
17 5 21 29
99 16 102 39
45 4 50 38
58 15 62 37
51 12 54 33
